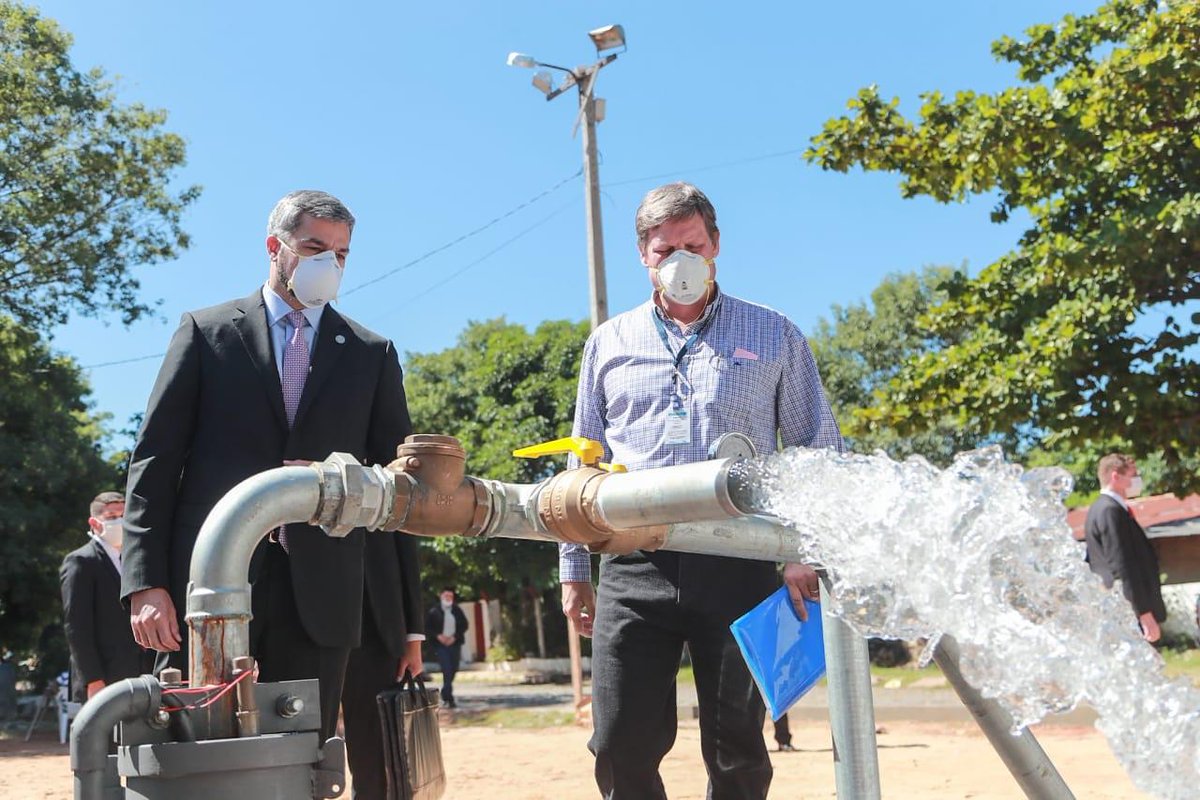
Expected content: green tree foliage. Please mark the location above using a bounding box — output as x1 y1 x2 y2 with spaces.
0 1 199 332
403 318 590 654
805 0 1200 493
810 265 1017 463
0 316 117 665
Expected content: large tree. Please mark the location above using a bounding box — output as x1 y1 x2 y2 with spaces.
809 265 1020 464
0 1 199 331
402 318 589 655
0 317 117 669
805 0 1200 493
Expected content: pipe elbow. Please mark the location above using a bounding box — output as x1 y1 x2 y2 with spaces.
70 675 160 773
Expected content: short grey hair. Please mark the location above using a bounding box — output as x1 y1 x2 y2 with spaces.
634 182 718 248
267 190 356 238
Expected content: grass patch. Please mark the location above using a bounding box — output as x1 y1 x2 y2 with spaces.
1162 647 1200 686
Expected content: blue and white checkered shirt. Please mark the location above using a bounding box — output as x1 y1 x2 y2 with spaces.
559 290 844 582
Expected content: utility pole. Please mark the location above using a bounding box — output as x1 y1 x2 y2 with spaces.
579 73 608 327
507 24 626 330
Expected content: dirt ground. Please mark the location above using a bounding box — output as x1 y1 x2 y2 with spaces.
0 716 1150 799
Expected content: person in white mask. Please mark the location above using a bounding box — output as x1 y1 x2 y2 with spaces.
121 190 422 751
1084 453 1167 642
425 587 469 709
560 182 842 799
60 491 151 701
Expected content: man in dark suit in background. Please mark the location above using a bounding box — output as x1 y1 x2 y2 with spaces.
61 491 151 702
341 533 426 799
425 587 469 709
122 190 417 740
1084 453 1167 642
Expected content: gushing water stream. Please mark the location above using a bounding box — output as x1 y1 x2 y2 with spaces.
751 445 1200 800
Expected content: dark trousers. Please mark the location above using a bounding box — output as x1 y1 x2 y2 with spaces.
589 553 772 800
435 642 461 706
343 606 397 800
251 544 351 742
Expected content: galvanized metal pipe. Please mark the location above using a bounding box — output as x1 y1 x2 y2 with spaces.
70 675 160 800
483 478 801 560
187 466 321 688
933 636 1076 799
591 459 743 527
820 574 882 800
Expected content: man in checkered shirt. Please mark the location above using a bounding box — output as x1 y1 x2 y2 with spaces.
560 182 843 799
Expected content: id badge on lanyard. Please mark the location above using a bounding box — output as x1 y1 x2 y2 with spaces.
665 396 691 445
654 312 698 446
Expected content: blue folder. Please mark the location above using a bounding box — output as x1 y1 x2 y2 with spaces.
730 586 826 721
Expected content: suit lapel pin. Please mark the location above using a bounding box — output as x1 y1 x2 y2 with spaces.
335 334 346 344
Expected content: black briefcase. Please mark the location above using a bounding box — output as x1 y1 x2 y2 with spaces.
376 674 446 800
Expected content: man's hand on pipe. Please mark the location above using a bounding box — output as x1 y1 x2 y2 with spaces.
129 587 182 652
783 563 820 622
562 581 597 638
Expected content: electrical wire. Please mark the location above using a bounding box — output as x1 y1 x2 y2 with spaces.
161 669 254 712
370 199 578 322
80 352 167 369
603 148 805 187
341 168 582 297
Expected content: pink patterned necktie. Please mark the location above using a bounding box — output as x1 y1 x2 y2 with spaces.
281 309 310 427
277 309 309 552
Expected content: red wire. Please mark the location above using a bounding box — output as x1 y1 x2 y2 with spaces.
161 670 254 712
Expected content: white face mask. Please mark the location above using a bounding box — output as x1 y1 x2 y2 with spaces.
654 250 713 305
279 240 344 309
1128 475 1144 497
98 517 124 550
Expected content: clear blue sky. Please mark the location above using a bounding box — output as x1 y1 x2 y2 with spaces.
37 0 1099 452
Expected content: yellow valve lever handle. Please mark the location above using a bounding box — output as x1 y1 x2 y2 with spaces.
513 436 605 467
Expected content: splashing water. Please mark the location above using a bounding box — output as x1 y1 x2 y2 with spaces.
753 445 1200 800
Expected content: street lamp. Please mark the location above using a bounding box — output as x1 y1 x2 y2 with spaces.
507 24 626 329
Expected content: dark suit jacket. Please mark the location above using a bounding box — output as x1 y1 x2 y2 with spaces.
61 539 149 701
362 532 425 655
425 604 469 648
121 289 412 649
1084 494 1167 622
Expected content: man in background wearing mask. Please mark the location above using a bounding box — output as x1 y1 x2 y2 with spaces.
425 586 468 709
1084 453 1167 643
122 190 420 743
61 491 151 702
560 182 842 799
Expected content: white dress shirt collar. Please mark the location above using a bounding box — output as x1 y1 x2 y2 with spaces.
262 284 325 332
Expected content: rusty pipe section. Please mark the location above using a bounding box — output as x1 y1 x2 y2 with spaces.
187 455 398 690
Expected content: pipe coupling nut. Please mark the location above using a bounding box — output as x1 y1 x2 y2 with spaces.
311 454 396 536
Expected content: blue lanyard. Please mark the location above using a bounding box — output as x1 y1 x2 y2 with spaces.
652 310 712 408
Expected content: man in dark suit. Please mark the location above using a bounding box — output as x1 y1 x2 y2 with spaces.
1084 453 1167 642
425 587 469 708
341 534 426 799
61 491 151 702
122 190 417 741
